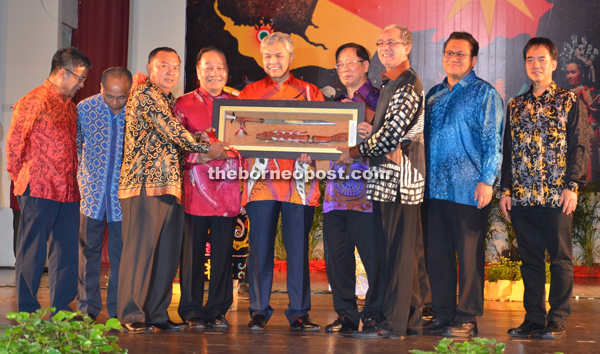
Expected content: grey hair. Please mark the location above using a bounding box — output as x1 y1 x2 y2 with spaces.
260 32 294 56
383 24 413 45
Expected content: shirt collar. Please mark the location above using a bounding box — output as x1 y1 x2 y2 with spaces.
380 60 410 81
265 73 297 88
442 71 477 90
43 79 71 103
526 81 558 98
198 85 230 100
340 80 373 101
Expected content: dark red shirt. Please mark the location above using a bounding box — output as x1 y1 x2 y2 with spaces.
7 79 80 202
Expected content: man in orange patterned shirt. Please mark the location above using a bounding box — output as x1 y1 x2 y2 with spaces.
241 32 323 331
7 47 91 313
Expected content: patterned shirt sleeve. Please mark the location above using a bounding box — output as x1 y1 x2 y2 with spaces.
565 97 590 192
358 83 419 158
479 87 504 186
136 88 209 154
500 104 513 197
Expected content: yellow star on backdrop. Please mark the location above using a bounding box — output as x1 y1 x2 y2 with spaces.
445 0 534 37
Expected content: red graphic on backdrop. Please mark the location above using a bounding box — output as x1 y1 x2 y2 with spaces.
329 0 553 46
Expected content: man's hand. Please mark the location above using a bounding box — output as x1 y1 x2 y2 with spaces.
297 153 312 165
336 147 354 165
560 189 578 215
474 182 493 209
206 141 229 161
357 122 373 139
499 196 512 220
196 153 211 164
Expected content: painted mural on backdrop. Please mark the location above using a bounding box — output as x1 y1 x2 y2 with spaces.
186 0 600 179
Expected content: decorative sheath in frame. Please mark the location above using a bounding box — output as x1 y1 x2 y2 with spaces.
212 99 365 160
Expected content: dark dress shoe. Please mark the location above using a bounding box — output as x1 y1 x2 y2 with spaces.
151 320 190 331
123 322 154 334
442 322 478 337
207 314 229 328
531 321 566 339
290 315 320 331
72 313 96 322
325 316 358 333
351 326 403 339
186 317 206 329
247 314 267 331
423 318 447 335
507 320 545 337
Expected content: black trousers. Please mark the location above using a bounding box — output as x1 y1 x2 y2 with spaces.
15 186 79 312
245 201 314 324
419 200 432 307
323 210 385 326
510 205 573 326
117 190 184 324
375 201 423 335
178 214 235 320
77 214 123 318
427 199 488 324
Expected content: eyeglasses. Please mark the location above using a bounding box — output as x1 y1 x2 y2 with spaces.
64 68 86 83
443 51 472 60
375 39 402 47
334 60 366 70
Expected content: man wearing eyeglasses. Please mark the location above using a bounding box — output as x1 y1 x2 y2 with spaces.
7 47 91 313
337 24 426 338
323 43 385 334
423 32 503 337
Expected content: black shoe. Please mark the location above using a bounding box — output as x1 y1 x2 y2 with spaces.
325 316 358 333
406 328 421 336
507 320 545 337
351 325 403 339
291 315 320 331
207 314 229 328
247 314 267 331
531 321 566 339
442 322 478 337
151 320 190 331
123 322 153 334
186 317 206 329
72 313 97 322
423 318 446 335
361 318 377 332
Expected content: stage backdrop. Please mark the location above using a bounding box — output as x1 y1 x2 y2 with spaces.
186 0 600 178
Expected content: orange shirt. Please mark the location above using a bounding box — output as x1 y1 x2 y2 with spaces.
239 74 323 206
7 80 80 202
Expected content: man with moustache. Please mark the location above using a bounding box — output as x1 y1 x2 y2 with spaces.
423 32 504 337
7 47 91 313
76 67 132 321
337 24 426 338
173 47 240 329
239 32 324 331
323 43 385 333
117 47 228 333
502 38 588 339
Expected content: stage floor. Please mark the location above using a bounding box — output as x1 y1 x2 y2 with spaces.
0 268 599 353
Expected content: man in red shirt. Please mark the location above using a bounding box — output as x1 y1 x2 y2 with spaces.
173 47 240 329
241 32 324 331
7 47 91 313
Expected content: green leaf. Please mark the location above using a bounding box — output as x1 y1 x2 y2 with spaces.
6 312 18 320
52 312 66 321
105 318 123 330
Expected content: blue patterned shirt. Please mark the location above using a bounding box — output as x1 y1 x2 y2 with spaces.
425 71 504 207
77 94 125 222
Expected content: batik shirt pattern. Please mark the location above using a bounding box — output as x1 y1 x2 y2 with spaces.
324 81 379 213
119 78 210 202
7 79 79 202
501 83 588 207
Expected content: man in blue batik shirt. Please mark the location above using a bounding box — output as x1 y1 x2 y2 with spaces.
423 32 503 337
76 67 132 321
